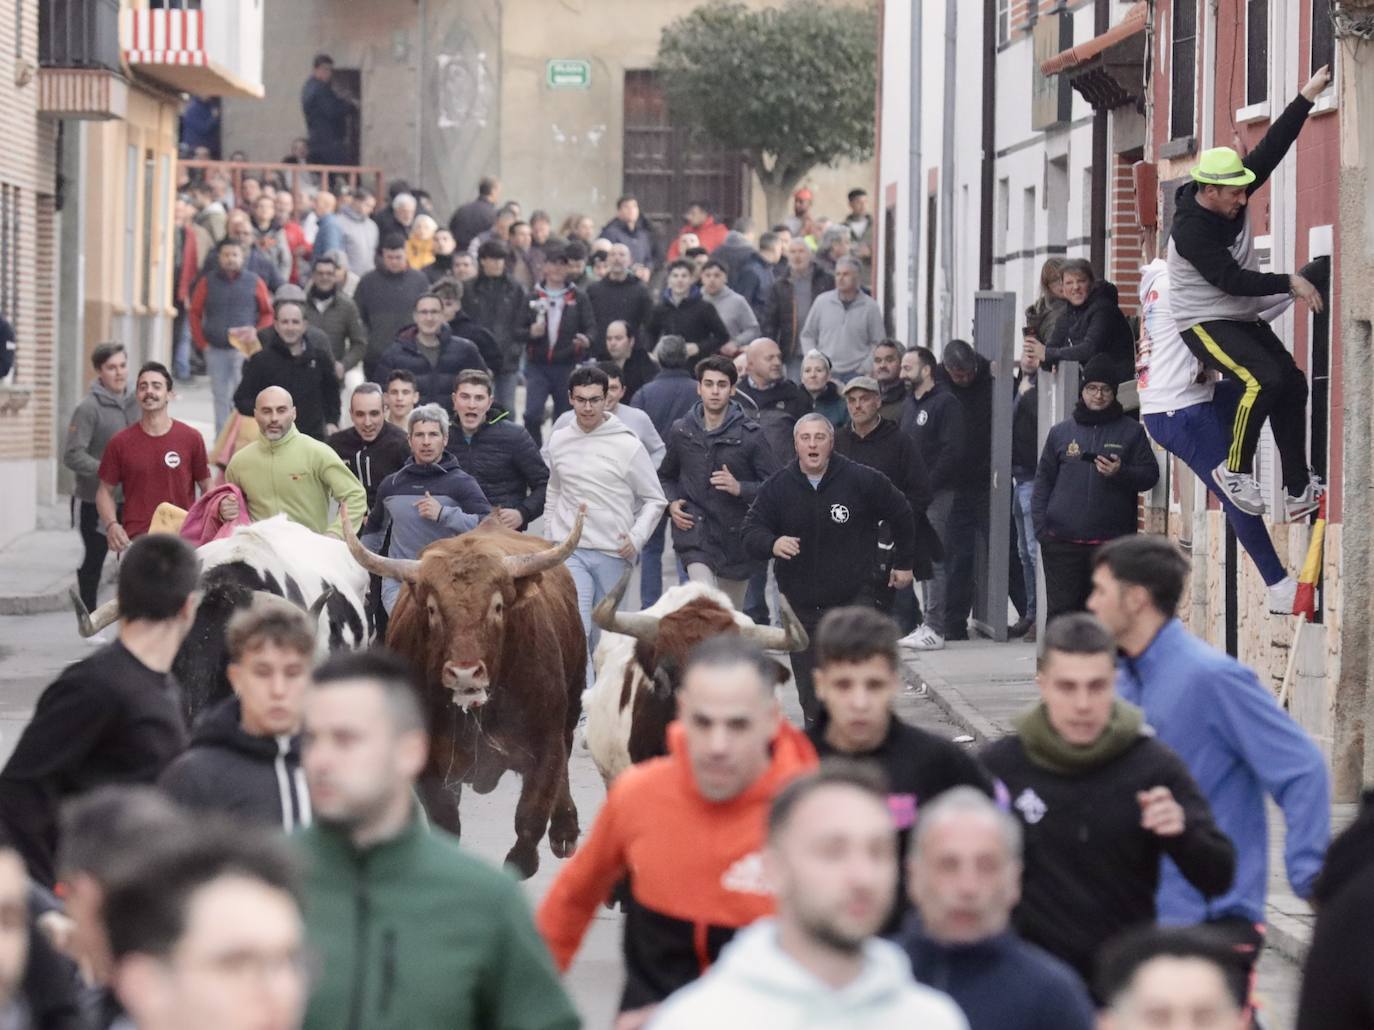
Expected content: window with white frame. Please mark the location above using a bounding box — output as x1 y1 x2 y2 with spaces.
997 0 1010 46
1170 0 1198 140
1311 0 1334 79
1246 0 1269 107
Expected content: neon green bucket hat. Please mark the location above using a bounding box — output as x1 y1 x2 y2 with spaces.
1191 147 1256 187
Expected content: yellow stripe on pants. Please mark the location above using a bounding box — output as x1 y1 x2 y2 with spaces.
1190 323 1261 471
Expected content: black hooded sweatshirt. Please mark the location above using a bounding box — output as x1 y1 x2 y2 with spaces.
1044 280 1135 386
159 696 310 831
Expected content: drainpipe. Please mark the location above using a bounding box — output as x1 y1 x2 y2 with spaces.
978 0 996 289
1089 0 1109 273
938 0 957 346
907 0 922 347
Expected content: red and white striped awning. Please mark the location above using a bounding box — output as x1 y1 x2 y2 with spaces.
124 8 207 66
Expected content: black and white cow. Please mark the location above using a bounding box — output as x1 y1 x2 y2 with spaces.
72 516 371 722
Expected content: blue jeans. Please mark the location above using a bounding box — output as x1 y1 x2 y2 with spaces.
205 346 244 436
172 312 192 381
524 362 574 444
1012 480 1038 621
639 512 673 609
1144 386 1286 586
566 548 631 685
494 370 519 420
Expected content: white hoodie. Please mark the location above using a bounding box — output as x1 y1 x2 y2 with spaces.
544 411 668 554
648 920 968 1030
1138 258 1292 416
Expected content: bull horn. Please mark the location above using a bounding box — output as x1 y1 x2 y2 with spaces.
340 502 421 584
740 593 810 653
306 584 336 624
591 564 660 646
502 504 586 580
70 587 120 638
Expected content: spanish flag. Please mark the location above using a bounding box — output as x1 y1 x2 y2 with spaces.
1292 495 1327 620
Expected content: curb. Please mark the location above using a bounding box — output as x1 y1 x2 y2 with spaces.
0 580 77 617
907 651 1312 963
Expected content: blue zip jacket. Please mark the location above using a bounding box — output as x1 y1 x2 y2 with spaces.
1116 618 1330 924
360 452 492 562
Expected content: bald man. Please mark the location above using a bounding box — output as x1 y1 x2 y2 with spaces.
225 386 367 537
310 190 344 264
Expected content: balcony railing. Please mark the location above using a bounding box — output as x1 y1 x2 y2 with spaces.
40 0 121 72
178 161 385 206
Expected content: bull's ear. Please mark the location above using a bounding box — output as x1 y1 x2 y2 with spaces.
510 575 541 609
651 654 680 700
769 658 790 685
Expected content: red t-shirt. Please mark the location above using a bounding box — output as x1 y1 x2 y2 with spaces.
97 421 210 537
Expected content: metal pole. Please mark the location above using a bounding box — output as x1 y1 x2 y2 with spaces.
939 0 957 347
907 0 922 349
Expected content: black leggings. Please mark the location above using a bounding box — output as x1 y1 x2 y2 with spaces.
76 501 108 611
1181 319 1309 493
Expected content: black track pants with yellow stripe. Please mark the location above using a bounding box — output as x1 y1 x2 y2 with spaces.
1179 319 1310 494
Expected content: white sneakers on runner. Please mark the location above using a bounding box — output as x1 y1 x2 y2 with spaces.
1212 463 1265 515
1284 475 1326 522
1266 576 1298 615
899 625 945 651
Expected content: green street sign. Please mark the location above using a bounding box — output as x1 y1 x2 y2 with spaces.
546 59 591 89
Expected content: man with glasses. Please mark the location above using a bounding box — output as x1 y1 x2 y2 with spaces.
1030 354 1158 619
374 292 487 409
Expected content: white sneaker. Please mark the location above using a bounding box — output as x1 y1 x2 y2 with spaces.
899 625 945 651
1284 476 1326 522
1212 463 1266 515
1266 576 1298 615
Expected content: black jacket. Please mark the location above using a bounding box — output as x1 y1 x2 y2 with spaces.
834 418 938 578
234 330 341 439
1297 864 1374 1030
616 348 660 404
448 309 502 374
645 294 729 357
629 368 699 437
1032 402 1158 543
811 713 991 934
659 402 780 579
328 422 411 511
937 356 994 487
899 928 1096 1030
301 78 352 164
981 731 1235 985
763 265 835 360
466 272 530 373
742 454 916 612
0 641 186 885
736 376 811 464
376 324 489 409
354 266 432 367
158 697 310 830
447 407 549 528
901 384 967 493
527 283 596 366
587 275 655 352
448 196 497 250
1044 280 1136 385
1012 379 1038 483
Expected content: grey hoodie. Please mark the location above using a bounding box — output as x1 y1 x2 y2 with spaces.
336 203 380 276
704 285 761 349
63 382 139 502
649 920 968 1030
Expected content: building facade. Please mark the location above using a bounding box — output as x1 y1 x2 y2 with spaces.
218 0 873 238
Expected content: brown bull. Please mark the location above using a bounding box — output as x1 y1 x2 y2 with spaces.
343 504 587 879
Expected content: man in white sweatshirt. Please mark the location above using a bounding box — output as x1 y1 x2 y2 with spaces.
650 764 967 1030
545 365 667 682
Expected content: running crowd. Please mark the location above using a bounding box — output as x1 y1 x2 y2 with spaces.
17 61 1368 1030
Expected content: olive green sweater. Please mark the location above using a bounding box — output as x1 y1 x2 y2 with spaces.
224 424 367 538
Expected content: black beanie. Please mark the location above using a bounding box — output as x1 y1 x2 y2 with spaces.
1082 354 1118 388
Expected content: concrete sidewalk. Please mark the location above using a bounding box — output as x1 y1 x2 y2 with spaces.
901 638 1353 965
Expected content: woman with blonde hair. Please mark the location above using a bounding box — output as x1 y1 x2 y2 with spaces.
1024 256 1067 347
405 214 439 270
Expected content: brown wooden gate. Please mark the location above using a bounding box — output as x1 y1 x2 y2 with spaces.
622 70 748 238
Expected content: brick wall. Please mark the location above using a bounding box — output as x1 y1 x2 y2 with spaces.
0 0 59 466
1108 154 1143 316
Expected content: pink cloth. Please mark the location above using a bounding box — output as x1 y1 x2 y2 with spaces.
180 483 250 546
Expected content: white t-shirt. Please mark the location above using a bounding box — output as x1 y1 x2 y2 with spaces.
1137 259 1215 415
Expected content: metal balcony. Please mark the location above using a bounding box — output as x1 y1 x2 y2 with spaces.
40 0 121 71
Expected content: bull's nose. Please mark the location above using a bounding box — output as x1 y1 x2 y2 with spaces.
443 661 488 686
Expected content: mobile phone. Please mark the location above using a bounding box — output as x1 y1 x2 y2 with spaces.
1080 450 1101 462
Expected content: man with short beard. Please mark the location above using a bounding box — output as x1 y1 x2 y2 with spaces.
225 386 366 537
652 764 966 1029
303 254 367 377
298 651 577 1030
870 340 907 421
763 238 834 380
587 243 653 354
234 299 341 440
